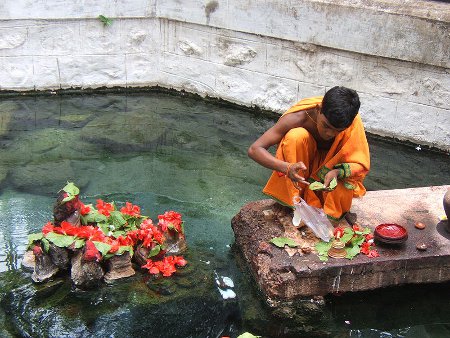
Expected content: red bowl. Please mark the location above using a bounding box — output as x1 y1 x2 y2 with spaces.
374 223 408 241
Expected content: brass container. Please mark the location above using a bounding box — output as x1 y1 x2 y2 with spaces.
328 240 347 259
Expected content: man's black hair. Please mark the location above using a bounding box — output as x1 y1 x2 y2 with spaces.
321 86 360 129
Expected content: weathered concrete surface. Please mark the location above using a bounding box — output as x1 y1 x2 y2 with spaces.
231 185 450 300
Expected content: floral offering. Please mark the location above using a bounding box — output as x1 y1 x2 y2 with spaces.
27 182 187 283
315 224 379 261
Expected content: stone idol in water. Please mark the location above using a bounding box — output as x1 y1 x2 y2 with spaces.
22 182 188 289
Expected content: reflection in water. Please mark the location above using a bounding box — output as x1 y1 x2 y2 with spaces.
0 92 448 337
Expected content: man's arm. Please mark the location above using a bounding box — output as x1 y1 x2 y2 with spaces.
247 113 309 185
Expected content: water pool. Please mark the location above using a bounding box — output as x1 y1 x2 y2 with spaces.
0 91 449 337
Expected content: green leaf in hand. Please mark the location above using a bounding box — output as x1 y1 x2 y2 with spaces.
270 237 299 248
309 178 338 191
309 181 325 191
328 177 338 190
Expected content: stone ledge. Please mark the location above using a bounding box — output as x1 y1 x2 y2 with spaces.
231 185 450 300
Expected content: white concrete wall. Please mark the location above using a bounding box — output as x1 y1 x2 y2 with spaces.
0 0 449 150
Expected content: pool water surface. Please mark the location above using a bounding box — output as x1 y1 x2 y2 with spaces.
0 92 449 337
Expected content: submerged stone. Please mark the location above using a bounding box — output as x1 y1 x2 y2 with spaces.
70 251 104 289
31 252 59 283
104 253 135 283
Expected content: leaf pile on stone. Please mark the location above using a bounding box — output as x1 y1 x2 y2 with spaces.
315 224 379 261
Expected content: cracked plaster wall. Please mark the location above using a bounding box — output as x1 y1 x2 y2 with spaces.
0 0 449 150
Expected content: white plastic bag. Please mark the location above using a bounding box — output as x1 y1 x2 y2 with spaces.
292 196 334 242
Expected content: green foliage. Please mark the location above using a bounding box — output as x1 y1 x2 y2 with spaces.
98 15 113 26
27 233 43 248
45 232 76 248
81 207 107 225
309 177 337 191
61 182 80 203
270 237 298 248
92 241 112 256
238 332 261 338
315 240 332 261
148 245 161 257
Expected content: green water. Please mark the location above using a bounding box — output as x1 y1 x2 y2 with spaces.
0 91 449 337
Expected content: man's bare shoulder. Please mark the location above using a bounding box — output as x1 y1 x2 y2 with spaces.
278 110 308 128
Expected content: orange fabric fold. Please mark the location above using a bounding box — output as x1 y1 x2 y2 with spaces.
262 96 370 220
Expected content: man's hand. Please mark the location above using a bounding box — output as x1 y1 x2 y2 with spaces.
324 169 340 188
286 162 309 188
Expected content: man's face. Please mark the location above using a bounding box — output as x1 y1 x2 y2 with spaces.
316 112 346 140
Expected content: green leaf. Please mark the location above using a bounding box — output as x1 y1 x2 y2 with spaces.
98 15 113 26
45 232 75 248
28 233 43 246
148 245 161 257
82 209 107 224
350 235 365 247
328 177 338 190
61 182 80 202
315 241 332 256
92 241 111 257
237 333 261 338
345 245 361 259
73 239 86 249
112 230 126 238
117 245 133 256
98 222 110 235
41 238 50 252
340 228 354 244
270 237 298 248
309 181 325 191
109 210 127 227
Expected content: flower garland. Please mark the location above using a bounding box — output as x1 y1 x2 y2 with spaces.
315 224 379 261
28 182 187 277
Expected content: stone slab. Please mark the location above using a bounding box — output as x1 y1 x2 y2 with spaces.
231 185 450 300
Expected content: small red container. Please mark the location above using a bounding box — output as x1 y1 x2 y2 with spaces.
374 223 408 244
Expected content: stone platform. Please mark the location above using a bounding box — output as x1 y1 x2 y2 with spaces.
231 185 450 300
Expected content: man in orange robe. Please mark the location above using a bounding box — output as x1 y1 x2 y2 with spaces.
248 86 370 222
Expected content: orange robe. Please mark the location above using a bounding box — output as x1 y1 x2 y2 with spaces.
263 96 370 220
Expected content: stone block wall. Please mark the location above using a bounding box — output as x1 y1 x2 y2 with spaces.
0 0 449 150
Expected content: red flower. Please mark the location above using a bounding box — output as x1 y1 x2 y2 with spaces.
42 221 54 235
360 241 371 255
76 225 105 241
141 255 187 277
120 202 141 217
367 249 379 258
117 235 133 246
32 245 43 256
158 211 183 233
365 233 374 241
352 224 361 232
80 202 91 216
96 199 114 217
333 227 344 239
108 239 120 254
52 221 79 236
83 240 101 262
